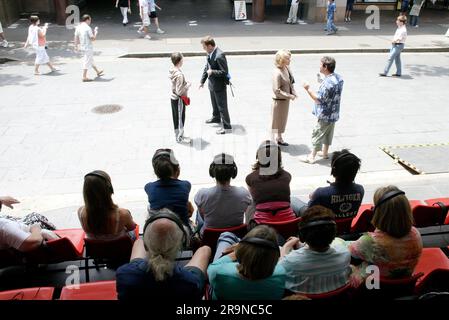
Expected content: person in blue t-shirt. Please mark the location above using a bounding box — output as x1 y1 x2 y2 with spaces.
116 209 211 300
326 0 337 35
144 149 193 231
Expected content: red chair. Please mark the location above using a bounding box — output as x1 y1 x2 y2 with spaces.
414 248 449 286
0 248 23 268
0 287 54 300
351 206 375 234
304 283 353 300
424 197 449 225
357 273 424 299
262 217 302 240
415 268 449 295
202 224 248 253
59 281 117 300
24 228 85 264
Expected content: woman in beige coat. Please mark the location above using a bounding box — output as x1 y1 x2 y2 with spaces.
271 50 297 146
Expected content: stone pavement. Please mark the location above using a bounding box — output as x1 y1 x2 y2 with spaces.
1 1 449 228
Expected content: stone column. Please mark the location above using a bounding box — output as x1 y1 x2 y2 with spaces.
252 0 265 22
54 0 68 25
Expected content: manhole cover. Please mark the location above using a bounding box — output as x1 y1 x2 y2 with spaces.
92 104 123 114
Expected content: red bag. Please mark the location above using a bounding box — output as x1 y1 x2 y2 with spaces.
181 96 190 106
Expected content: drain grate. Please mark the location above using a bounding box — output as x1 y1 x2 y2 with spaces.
92 104 123 114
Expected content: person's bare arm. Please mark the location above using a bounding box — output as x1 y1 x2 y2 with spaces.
19 225 44 252
123 209 137 231
0 196 20 209
130 238 146 260
280 237 300 258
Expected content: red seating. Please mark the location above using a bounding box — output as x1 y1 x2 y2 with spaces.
351 205 375 234
25 228 85 264
424 198 449 225
304 283 353 300
415 268 449 295
412 204 447 227
409 200 423 210
0 287 54 300
60 281 117 300
202 224 248 253
262 217 302 240
414 248 449 286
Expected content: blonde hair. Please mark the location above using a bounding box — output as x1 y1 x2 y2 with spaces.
144 217 183 281
274 49 291 68
372 185 414 238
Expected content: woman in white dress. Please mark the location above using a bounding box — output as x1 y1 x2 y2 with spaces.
24 15 57 75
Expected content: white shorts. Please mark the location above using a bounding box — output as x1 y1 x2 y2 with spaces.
82 50 94 69
142 10 150 26
35 46 50 65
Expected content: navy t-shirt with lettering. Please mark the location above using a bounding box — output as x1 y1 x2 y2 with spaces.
308 183 364 219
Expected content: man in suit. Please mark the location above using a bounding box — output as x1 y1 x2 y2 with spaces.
199 36 232 135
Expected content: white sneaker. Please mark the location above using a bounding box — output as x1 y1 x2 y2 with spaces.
144 35 152 40
1 40 8 48
156 28 165 34
137 29 144 35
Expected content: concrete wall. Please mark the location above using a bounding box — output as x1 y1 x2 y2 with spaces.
0 0 22 26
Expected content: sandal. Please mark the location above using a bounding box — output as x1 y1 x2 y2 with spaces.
317 151 329 159
300 156 316 164
82 78 93 82
96 71 104 77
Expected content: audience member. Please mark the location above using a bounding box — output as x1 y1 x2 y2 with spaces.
194 153 251 234
349 186 423 284
207 225 286 300
145 149 194 232
78 170 137 240
280 205 351 294
245 141 299 225
116 209 211 300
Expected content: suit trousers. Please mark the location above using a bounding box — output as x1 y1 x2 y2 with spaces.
210 89 231 129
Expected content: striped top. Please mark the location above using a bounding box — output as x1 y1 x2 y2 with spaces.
280 238 352 294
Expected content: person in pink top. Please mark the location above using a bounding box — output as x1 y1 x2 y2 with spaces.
348 185 423 285
24 15 58 75
245 140 302 227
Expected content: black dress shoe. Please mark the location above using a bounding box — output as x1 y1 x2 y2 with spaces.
216 128 227 135
277 140 289 146
205 118 221 124
379 73 387 77
391 74 401 77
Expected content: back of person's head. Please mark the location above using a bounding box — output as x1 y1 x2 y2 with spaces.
331 149 361 187
321 56 336 73
209 153 238 184
152 148 180 180
253 140 282 176
200 35 215 47
298 205 336 250
81 14 91 22
372 185 413 238
144 209 184 281
83 170 117 234
171 52 183 66
30 15 39 25
397 15 407 24
235 225 280 280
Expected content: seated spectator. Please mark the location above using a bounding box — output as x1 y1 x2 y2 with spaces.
349 185 423 283
207 225 286 300
280 205 351 294
301 149 364 219
194 153 251 234
145 149 194 231
245 140 299 225
1 195 58 252
116 209 211 300
78 170 137 240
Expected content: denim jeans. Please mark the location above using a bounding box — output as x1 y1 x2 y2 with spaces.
326 18 337 33
384 43 404 75
410 15 419 26
213 231 240 262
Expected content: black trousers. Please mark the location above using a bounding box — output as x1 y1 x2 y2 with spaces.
210 89 231 129
171 98 185 130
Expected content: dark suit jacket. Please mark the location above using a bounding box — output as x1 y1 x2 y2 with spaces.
200 47 229 91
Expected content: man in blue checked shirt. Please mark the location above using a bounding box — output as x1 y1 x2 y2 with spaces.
301 56 344 164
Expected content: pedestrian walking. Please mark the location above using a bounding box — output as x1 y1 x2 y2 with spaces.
344 0 355 22
74 14 104 82
148 0 165 34
286 0 300 24
116 0 131 26
137 0 151 39
0 21 9 47
400 0 410 15
379 15 407 77
169 52 191 143
271 50 297 146
301 56 343 164
326 0 338 35
24 16 58 75
199 36 232 135
409 0 424 28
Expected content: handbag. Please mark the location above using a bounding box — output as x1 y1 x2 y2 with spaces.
180 95 190 106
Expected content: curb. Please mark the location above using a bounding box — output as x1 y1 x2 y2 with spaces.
119 46 449 58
